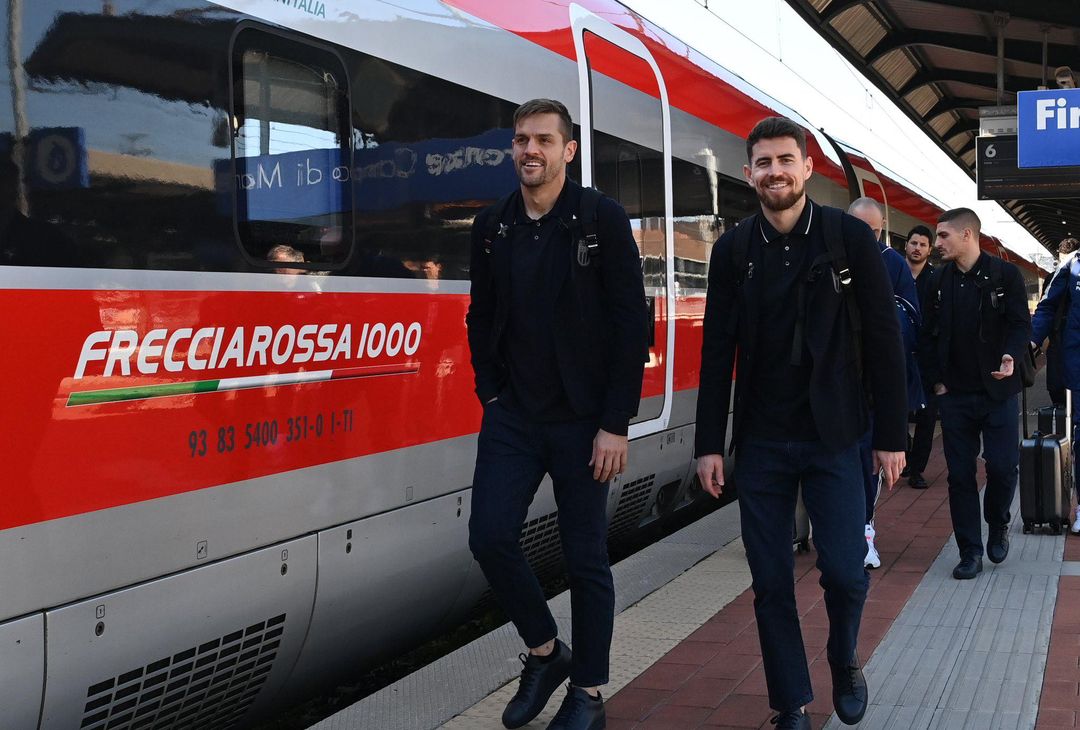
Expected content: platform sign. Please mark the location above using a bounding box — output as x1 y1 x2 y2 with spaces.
0 128 89 189
977 135 1080 201
1018 89 1080 168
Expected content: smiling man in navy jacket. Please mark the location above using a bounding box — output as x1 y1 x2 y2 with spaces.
695 117 908 730
466 98 649 730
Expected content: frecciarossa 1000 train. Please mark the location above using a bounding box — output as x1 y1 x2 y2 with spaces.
0 1 1041 728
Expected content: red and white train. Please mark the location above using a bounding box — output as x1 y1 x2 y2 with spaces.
0 1 1042 728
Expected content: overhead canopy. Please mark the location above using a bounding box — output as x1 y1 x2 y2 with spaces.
783 0 1080 251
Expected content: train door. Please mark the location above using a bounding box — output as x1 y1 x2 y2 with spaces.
570 4 674 439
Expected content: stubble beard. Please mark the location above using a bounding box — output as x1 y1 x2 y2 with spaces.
756 177 803 212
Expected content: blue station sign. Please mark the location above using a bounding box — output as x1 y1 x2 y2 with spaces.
1018 88 1080 168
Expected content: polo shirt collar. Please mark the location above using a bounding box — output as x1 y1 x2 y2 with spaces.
759 198 815 244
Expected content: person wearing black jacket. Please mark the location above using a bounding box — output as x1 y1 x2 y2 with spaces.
466 99 648 730
918 208 1031 580
695 117 908 730
905 225 937 489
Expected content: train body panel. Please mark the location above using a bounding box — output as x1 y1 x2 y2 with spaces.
0 0 997 726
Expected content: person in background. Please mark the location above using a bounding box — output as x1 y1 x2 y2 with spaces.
1031 237 1080 533
267 244 306 276
1043 237 1079 407
904 225 937 489
847 198 922 568
919 208 1030 580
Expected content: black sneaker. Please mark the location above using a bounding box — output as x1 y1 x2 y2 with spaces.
908 472 928 489
987 524 1010 564
952 554 983 580
501 640 572 729
546 684 605 730
830 652 868 725
770 710 810 729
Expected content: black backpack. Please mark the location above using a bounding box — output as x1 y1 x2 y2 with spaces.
729 206 864 377
482 187 603 267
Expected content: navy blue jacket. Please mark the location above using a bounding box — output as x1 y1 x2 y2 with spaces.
1032 253 1080 390
695 203 909 456
879 242 925 411
466 179 649 436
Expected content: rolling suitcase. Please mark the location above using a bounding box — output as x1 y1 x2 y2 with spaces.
1020 388 1073 534
793 487 811 553
1038 404 1068 437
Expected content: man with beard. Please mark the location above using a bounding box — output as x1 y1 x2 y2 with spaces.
466 98 648 730
696 117 907 729
904 225 937 489
919 209 1030 579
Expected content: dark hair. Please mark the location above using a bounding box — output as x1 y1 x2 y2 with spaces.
1059 237 1079 254
513 99 573 143
938 208 981 236
746 117 807 162
907 225 932 242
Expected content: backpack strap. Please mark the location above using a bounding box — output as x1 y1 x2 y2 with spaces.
731 214 758 285
577 186 602 262
822 206 863 377
481 191 518 254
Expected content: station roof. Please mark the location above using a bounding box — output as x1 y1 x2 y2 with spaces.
783 0 1080 252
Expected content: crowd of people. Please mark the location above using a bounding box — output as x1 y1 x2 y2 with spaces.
465 98 1068 730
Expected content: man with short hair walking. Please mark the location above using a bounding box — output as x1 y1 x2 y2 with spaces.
467 98 648 730
919 209 1030 580
905 225 937 489
696 116 908 729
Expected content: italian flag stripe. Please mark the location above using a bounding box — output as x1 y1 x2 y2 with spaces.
66 363 419 407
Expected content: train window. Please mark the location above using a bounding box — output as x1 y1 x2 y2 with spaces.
231 29 353 271
583 31 666 289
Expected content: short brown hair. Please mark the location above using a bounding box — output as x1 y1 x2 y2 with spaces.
746 117 807 162
1059 237 1079 254
513 99 574 143
938 208 981 237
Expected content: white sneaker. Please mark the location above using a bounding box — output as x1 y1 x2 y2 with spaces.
1071 506 1080 535
864 523 881 569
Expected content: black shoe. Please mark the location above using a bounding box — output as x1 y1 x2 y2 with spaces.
502 640 572 729
829 653 868 725
770 710 811 729
952 555 983 580
987 525 1010 564
546 684 605 730
908 472 928 489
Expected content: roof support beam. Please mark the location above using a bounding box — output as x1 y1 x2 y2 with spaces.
896 68 1039 96
922 96 1004 118
892 0 1080 31
866 30 1076 68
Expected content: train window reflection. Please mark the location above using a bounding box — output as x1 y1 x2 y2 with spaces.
231 30 353 272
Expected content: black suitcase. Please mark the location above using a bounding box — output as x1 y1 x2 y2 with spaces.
1020 389 1073 534
1038 404 1068 438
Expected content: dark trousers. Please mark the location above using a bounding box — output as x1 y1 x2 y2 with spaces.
908 395 939 475
734 439 869 713
468 401 613 687
857 422 879 525
937 391 1020 558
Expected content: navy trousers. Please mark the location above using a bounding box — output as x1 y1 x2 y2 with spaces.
468 400 613 687
734 439 869 713
937 391 1020 558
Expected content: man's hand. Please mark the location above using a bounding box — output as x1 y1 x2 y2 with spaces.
990 354 1014 380
696 454 724 498
933 382 948 396
590 429 627 482
873 450 905 490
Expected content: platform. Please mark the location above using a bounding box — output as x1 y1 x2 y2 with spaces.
315 406 1080 729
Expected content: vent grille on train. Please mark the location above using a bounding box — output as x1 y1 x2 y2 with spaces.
79 613 286 730
608 474 656 539
520 511 564 577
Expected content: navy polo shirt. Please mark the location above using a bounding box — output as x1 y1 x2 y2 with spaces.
945 256 986 394
500 186 577 422
743 200 821 443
